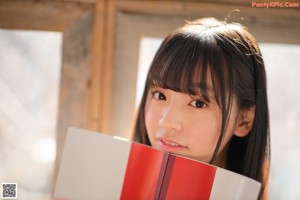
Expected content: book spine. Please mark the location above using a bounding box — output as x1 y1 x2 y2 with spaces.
156 155 176 200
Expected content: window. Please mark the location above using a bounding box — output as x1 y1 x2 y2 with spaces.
135 37 163 108
0 29 62 198
260 43 300 199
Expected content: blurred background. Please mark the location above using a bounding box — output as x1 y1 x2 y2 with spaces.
0 0 299 199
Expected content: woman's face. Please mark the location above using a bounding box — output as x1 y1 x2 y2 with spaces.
145 83 240 166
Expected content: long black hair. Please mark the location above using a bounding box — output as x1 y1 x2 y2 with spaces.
134 18 270 196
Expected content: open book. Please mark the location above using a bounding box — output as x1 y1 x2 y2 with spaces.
54 127 261 199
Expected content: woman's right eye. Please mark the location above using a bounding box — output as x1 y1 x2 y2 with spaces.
153 91 166 101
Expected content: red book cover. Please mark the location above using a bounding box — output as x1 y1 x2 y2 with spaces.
54 127 261 200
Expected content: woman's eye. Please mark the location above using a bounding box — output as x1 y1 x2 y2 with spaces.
190 99 206 108
153 92 166 100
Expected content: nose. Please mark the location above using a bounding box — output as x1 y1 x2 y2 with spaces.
159 104 183 132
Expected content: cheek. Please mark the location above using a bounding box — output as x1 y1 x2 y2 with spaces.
189 119 221 145
189 110 222 142
145 112 153 133
145 104 160 141
186 112 222 160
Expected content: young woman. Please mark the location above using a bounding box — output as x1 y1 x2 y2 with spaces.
134 18 270 198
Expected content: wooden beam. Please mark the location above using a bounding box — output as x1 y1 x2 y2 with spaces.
0 0 93 31
100 0 116 133
87 0 107 132
55 0 97 3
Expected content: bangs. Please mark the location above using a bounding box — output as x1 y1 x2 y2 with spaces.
146 33 227 104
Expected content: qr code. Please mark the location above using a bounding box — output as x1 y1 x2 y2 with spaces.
1 183 17 199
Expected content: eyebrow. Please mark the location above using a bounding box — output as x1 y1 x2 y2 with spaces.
191 82 214 93
190 82 216 101
192 82 213 90
149 83 215 102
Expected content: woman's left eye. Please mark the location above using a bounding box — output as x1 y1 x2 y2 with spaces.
189 99 207 108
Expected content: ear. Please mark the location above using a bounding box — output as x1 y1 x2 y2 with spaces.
234 106 256 137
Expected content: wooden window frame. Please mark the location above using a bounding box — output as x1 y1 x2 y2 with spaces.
107 0 300 138
0 0 107 192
